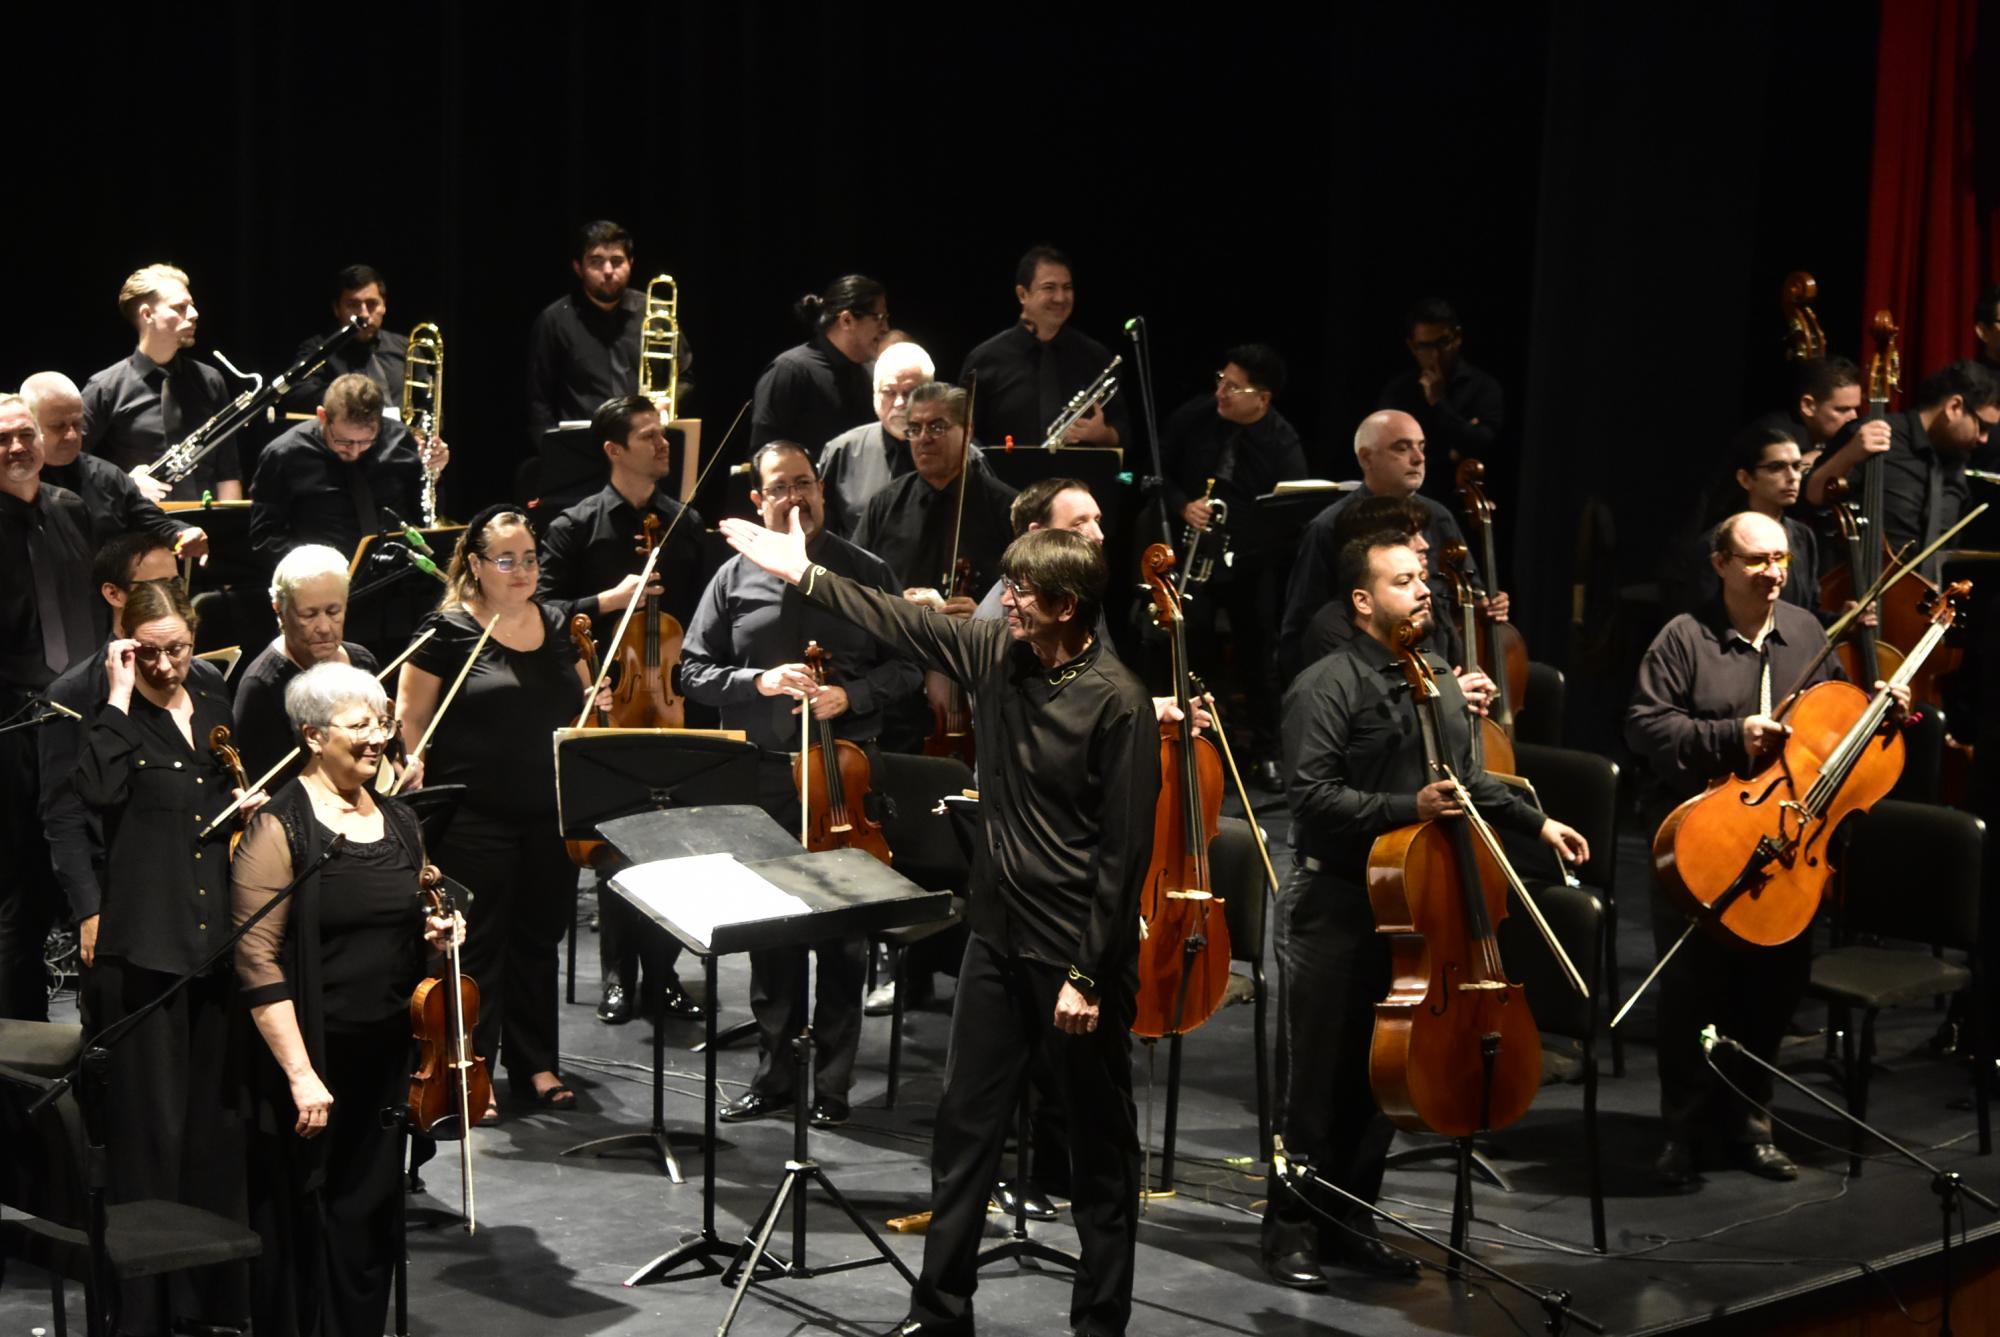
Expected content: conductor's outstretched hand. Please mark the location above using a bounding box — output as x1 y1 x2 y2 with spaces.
720 508 810 584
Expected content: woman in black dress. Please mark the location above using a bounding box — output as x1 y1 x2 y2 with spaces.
75 575 261 1336
396 505 594 1112
234 661 459 1337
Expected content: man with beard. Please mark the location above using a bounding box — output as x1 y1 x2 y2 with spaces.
280 262 410 414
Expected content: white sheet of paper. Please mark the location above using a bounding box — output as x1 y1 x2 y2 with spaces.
611 852 812 951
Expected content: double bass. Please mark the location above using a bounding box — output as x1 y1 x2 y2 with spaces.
1453 459 1528 727
409 865 489 1232
794 642 893 865
1132 543 1232 1040
1438 541 1516 778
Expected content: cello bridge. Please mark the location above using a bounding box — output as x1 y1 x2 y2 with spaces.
1455 980 1510 993
1165 890 1214 901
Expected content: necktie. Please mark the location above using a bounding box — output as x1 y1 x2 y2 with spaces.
26 510 90 676
1922 452 1946 583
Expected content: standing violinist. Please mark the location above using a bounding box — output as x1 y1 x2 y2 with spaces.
536 393 710 1026
1627 511 1906 1189
1264 531 1582 1291
680 441 920 1128
719 509 1158 1337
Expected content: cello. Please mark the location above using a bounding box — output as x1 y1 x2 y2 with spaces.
409 864 489 1232
1132 543 1232 1040
1453 459 1528 727
794 641 893 865
1438 541 1516 777
607 513 687 729
1365 620 1582 1141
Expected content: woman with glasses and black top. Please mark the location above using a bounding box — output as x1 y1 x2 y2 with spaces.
75 576 264 1336
395 505 594 1114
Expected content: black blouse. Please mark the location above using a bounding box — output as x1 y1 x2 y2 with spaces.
405 605 581 819
314 820 424 1028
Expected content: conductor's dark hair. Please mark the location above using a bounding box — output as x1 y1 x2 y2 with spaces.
331 263 386 303
1402 297 1460 337
1792 355 1861 403
592 394 656 451
750 440 816 485
793 275 885 333
1975 283 2000 327
575 219 634 260
1000 528 1106 629
1913 360 2000 413
1729 422 1797 477
94 530 172 591
1225 343 1286 395
1015 245 1073 289
1331 495 1426 549
1010 477 1092 536
1336 532 1414 624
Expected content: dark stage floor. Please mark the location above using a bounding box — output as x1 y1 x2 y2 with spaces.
7 795 1996 1336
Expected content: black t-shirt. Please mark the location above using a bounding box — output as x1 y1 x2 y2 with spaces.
232 640 382 784
407 605 580 819
315 818 424 1028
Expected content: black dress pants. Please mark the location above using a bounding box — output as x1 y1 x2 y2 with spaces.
1262 864 1395 1260
87 958 248 1334
597 872 686 999
441 806 577 1083
907 933 1139 1337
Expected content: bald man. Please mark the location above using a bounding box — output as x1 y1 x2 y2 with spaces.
21 373 204 558
1276 409 1499 683
1627 511 1907 1190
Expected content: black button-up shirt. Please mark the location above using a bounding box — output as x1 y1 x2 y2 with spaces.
80 350 239 500
0 484 96 691
1625 597 1842 801
248 416 426 567
42 452 190 551
749 334 875 456
797 564 1160 990
852 460 1018 595
39 641 112 920
280 327 410 415
957 321 1131 450
535 483 708 639
1278 487 1476 684
681 531 920 752
231 639 381 786
73 662 239 973
526 288 696 446
1283 631 1544 882
1872 409 1973 571
1160 394 1309 521
817 421 913 537
1378 358 1505 499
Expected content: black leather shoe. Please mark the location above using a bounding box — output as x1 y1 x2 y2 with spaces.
596 984 632 1025
658 982 704 1021
1655 1139 1699 1190
719 1091 788 1123
992 1178 1059 1221
1255 759 1284 791
1734 1141 1798 1181
1325 1226 1418 1278
1262 1248 1327 1290
810 1096 850 1128
885 1318 969 1337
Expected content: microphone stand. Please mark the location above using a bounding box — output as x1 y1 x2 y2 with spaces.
0 701 80 735
1271 1138 1601 1335
1123 316 1176 549
1704 1027 1997 1336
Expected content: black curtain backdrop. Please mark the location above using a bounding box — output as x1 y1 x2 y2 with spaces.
11 2 1875 739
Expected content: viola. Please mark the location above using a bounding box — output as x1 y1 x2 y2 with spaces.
608 513 687 729
409 864 490 1232
564 614 615 869
1132 543 1232 1040
923 556 976 768
206 725 250 854
1439 541 1516 778
793 642 893 865
1453 459 1528 727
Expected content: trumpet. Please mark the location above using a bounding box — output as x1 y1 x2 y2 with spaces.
1043 355 1121 448
1177 479 1230 596
639 274 680 420
404 322 445 526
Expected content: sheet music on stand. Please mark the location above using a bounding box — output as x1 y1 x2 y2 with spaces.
612 853 811 950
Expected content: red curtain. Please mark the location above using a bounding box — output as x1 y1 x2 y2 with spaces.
1863 0 1981 384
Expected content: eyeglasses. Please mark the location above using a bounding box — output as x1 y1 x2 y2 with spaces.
326 431 379 451
1213 372 1262 398
854 309 890 325
475 552 540 573
327 717 396 742
762 480 820 501
1754 460 1805 475
1730 551 1793 574
132 642 192 663
1000 576 1037 601
906 418 957 441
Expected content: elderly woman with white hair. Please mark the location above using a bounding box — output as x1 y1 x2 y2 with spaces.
234 661 459 1337
232 544 382 783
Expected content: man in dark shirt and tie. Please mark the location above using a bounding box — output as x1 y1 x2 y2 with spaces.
1377 298 1505 504
681 441 921 1128
280 263 410 415
22 371 203 559
1263 530 1583 1291
958 245 1128 450
537 394 712 1026
526 221 695 449
80 264 242 504
0 392 99 1018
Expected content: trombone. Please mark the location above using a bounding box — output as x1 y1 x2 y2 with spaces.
639 274 680 420
403 322 445 526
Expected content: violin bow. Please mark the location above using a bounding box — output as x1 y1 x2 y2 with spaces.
391 612 500 796
1440 764 1590 998
575 399 750 727
798 662 813 848
198 628 437 839
1188 674 1281 898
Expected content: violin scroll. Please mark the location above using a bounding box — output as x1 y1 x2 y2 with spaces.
1140 542 1181 628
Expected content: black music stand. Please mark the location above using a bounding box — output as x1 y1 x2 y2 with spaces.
346 525 462 664
598 822 948 1306
553 732 758 1179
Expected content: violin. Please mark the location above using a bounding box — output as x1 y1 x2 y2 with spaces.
206 725 250 854
1132 543 1232 1040
793 642 893 865
1453 459 1528 727
409 864 489 1232
1365 619 1551 1138
923 556 976 768
607 513 687 728
1438 543 1516 778
564 614 615 870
